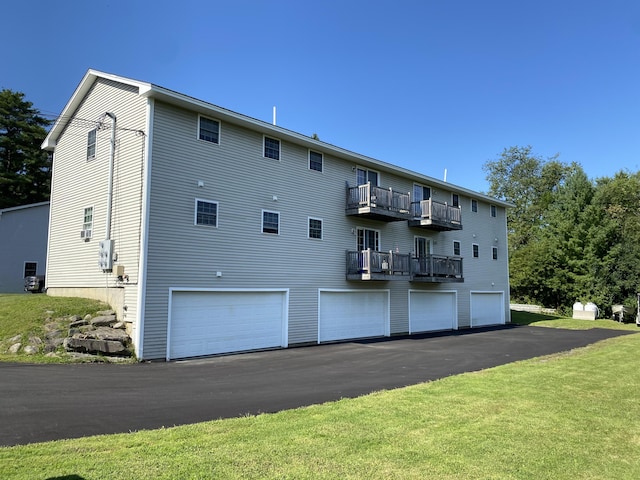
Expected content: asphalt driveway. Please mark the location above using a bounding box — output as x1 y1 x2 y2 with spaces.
0 325 635 447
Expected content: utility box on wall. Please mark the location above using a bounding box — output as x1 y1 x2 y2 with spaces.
98 239 114 271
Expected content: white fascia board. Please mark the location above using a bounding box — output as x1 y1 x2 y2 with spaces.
42 69 152 151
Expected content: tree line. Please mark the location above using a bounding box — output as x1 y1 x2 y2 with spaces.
484 146 640 314
0 89 51 209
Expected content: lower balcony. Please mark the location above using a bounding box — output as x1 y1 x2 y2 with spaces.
346 249 411 281
411 255 464 283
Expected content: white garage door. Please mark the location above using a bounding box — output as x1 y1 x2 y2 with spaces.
471 292 505 327
409 291 457 333
168 289 288 359
319 290 389 342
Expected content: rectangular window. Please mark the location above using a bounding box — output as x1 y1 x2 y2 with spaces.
309 150 323 172
87 129 97 160
414 236 431 257
357 228 380 251
308 217 323 239
453 241 461 256
199 116 220 144
452 194 460 208
81 206 93 239
195 199 218 227
356 167 379 186
492 246 498 260
490 205 497 217
24 262 37 278
262 210 280 234
471 199 478 213
264 136 280 160
472 244 479 258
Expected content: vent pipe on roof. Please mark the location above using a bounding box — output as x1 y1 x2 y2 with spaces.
444 168 447 182
272 106 276 125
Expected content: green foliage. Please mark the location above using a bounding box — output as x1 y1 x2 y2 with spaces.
485 147 640 310
0 89 51 209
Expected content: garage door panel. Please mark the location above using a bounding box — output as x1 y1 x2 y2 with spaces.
471 292 505 327
169 290 287 359
319 291 388 342
410 291 456 333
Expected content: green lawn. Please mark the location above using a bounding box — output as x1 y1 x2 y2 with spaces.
0 294 110 363
1 309 639 479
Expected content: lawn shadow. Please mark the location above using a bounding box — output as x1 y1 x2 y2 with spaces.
510 310 561 325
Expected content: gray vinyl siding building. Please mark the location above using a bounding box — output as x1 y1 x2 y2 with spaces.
0 202 49 293
44 70 512 361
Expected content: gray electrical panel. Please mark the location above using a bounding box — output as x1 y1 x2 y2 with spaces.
98 239 114 271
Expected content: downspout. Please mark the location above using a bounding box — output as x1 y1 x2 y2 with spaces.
104 112 117 240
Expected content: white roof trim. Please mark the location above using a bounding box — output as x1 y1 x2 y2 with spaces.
43 69 513 207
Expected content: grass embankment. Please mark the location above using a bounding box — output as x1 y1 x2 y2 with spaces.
1 306 639 479
0 294 110 363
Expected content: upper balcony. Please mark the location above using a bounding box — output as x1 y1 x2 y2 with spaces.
408 199 462 231
346 183 411 222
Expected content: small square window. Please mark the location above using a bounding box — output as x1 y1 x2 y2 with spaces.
309 150 323 172
472 244 479 258
308 218 322 239
195 199 218 227
492 246 498 260
24 262 37 278
87 129 97 160
490 205 497 217
452 194 460 208
262 210 280 234
471 199 478 213
453 241 461 256
264 137 280 160
199 117 220 144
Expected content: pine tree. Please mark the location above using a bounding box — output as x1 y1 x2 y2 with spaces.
0 89 52 209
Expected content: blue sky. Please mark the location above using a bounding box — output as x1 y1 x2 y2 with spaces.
3 0 639 193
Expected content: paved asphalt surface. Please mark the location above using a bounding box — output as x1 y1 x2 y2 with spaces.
0 325 635 447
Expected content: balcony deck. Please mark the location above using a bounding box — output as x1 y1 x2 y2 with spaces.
346 250 464 283
408 199 462 231
411 255 464 283
346 250 411 281
346 183 411 222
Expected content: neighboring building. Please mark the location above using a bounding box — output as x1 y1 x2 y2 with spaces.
0 202 49 293
42 70 512 361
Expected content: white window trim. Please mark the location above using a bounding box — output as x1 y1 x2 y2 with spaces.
308 216 323 240
453 240 461 256
472 243 479 258
413 235 432 256
451 193 460 208
263 135 281 160
356 227 381 251
492 246 498 260
308 149 323 172
194 198 219 227
356 166 381 186
490 204 497 217
197 115 221 144
471 199 478 213
262 209 280 235
81 205 94 240
87 128 97 161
